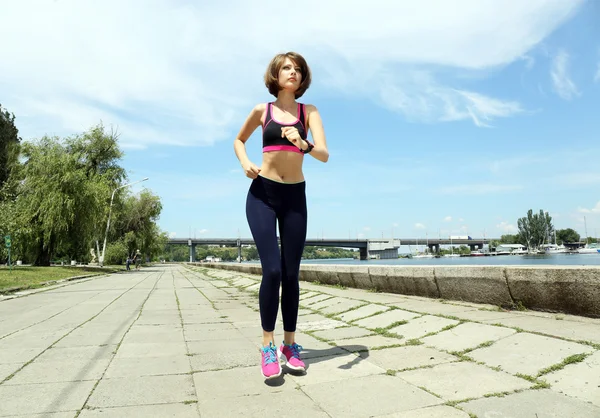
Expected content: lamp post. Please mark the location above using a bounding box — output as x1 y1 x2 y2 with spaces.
99 177 149 267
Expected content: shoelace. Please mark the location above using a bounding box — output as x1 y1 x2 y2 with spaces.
262 346 277 365
289 343 303 359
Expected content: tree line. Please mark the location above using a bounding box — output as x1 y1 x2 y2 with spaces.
492 209 595 250
162 244 358 262
0 104 166 266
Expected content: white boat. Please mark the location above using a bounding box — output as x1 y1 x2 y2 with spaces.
577 244 599 254
539 243 567 254
578 217 599 254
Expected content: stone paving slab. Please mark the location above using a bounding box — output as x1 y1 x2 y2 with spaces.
289 352 386 386
79 402 200 417
480 314 600 345
388 299 480 316
0 362 23 381
104 355 191 378
319 298 365 315
397 362 532 401
333 334 404 350
5 358 111 384
460 389 600 417
87 374 196 408
388 315 460 340
197 390 330 418
469 332 595 376
0 347 42 364
311 325 374 341
187 339 258 372
376 405 471 418
304 296 343 310
353 308 421 329
0 380 96 415
113 342 188 358
359 345 457 371
421 321 517 352
546 350 600 407
302 374 443 418
300 294 334 306
338 303 391 322
192 365 296 399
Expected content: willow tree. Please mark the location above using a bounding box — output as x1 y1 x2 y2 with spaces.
15 125 125 265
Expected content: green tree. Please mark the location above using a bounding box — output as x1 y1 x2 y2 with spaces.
517 209 554 250
0 104 21 193
13 125 126 265
555 228 580 245
500 234 519 244
111 189 164 263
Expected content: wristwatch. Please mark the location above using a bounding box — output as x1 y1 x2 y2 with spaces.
301 142 314 154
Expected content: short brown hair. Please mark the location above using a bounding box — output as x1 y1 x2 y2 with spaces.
264 52 312 99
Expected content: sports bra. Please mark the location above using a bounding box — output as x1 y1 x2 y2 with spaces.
262 102 312 153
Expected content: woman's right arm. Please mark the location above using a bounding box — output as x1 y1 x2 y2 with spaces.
234 104 265 179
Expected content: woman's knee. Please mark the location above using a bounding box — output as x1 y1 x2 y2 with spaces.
263 266 282 283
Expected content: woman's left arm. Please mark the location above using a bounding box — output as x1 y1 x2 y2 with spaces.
306 105 329 163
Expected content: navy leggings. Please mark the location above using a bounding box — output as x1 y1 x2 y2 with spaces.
246 175 307 333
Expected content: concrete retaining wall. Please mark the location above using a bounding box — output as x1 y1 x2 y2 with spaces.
192 263 600 318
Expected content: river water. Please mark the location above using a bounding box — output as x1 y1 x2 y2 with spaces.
292 253 600 266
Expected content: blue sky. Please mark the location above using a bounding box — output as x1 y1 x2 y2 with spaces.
1 0 599 242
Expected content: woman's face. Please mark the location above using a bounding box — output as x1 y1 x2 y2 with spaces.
278 57 302 92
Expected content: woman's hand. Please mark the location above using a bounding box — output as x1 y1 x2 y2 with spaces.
242 161 261 179
281 127 306 151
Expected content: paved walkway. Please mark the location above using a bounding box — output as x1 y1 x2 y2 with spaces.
0 264 599 417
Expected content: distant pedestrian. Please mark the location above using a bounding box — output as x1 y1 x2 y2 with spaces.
125 256 131 271
133 250 142 270
233 51 329 379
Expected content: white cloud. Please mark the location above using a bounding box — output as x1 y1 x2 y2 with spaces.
197 229 209 235
357 233 366 239
551 49 580 100
415 223 426 230
168 232 177 238
577 201 600 214
459 218 464 222
392 223 399 227
363 227 372 232
496 221 518 233
438 184 523 195
0 0 584 147
444 216 453 222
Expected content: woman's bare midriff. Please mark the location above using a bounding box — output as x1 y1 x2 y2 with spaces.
259 151 305 183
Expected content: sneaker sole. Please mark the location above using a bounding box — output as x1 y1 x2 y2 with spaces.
261 368 282 379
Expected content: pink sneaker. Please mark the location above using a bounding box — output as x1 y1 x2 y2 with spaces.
260 342 282 379
279 342 306 371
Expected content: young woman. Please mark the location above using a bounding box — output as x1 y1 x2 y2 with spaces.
233 52 329 379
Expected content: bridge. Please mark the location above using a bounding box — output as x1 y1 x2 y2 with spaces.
168 237 497 261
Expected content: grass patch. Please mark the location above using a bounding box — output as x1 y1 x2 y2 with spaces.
372 327 402 339
531 380 551 389
537 353 590 376
515 373 536 382
0 265 120 292
182 400 198 405
385 369 397 376
405 339 423 346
